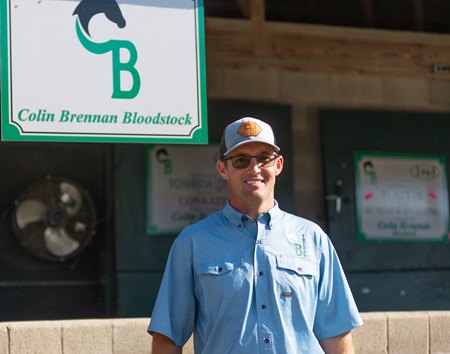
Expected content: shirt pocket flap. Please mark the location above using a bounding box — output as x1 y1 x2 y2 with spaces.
276 255 318 276
197 260 237 275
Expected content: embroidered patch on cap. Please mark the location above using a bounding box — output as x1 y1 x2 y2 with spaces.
238 121 262 137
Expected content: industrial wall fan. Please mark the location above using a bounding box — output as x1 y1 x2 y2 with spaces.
12 176 97 262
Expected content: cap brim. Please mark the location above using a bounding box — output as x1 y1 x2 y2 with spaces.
223 140 280 157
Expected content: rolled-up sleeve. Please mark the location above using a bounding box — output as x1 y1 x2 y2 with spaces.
313 234 363 340
148 233 196 347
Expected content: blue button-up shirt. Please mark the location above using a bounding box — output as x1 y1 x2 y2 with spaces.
149 202 362 353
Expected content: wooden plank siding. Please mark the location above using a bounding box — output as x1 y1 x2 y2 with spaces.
205 17 450 78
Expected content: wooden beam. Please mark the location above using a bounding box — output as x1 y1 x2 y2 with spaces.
235 0 251 19
205 18 450 78
250 0 265 22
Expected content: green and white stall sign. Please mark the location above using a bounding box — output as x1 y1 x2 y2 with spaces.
147 145 228 235
1 0 207 143
355 152 449 242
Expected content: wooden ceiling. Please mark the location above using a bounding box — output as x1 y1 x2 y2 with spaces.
204 0 450 34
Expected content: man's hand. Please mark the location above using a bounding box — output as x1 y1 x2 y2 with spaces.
319 331 355 354
151 332 182 354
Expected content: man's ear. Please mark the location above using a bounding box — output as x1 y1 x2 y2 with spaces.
217 160 229 180
274 155 284 176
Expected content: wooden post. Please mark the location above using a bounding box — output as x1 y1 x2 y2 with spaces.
251 0 266 56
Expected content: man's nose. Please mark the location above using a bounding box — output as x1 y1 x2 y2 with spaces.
248 157 263 171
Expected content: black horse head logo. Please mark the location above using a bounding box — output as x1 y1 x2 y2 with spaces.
73 0 126 37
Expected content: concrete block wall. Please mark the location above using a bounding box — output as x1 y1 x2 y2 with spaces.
0 319 152 354
352 312 450 354
1 312 450 353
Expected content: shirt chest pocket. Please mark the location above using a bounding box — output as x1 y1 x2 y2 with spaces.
195 259 249 299
275 255 318 279
275 255 319 306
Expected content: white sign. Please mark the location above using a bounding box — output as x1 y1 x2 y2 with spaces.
1 0 207 143
147 145 228 234
355 153 449 242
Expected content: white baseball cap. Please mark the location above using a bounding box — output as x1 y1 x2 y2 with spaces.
219 117 280 158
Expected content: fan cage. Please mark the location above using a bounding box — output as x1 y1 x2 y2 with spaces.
0 142 109 321
11 176 97 262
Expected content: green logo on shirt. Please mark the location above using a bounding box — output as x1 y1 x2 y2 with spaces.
286 233 308 257
287 233 303 256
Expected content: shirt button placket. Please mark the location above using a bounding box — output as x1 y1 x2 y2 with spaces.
259 329 274 353
255 220 274 353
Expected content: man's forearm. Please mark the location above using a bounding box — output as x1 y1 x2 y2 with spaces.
319 331 355 354
151 332 182 354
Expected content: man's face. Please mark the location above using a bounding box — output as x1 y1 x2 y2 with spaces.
217 142 283 214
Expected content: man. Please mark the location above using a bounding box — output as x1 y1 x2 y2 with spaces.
148 117 363 354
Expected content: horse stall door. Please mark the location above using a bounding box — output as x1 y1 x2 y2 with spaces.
320 109 450 311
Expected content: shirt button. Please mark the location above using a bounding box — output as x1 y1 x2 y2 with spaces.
298 267 303 272
256 240 261 244
261 304 266 309
218 267 223 272
259 271 264 276
264 338 269 344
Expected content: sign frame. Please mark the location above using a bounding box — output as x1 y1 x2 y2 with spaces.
1 0 208 144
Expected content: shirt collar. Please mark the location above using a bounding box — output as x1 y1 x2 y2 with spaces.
223 201 283 230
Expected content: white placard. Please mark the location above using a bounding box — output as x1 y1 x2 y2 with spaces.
147 145 228 234
355 153 449 242
1 0 207 143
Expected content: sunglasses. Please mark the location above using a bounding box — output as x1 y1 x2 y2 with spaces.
222 153 280 169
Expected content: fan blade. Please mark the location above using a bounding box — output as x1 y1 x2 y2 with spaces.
59 182 82 216
44 227 80 257
74 221 87 232
15 199 48 229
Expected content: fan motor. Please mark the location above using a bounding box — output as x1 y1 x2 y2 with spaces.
46 207 68 227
